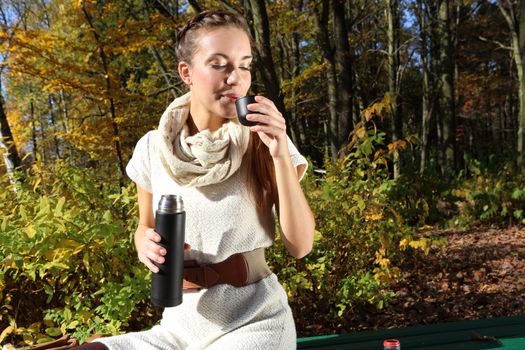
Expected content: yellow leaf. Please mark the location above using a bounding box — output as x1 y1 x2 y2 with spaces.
25 225 36 239
33 178 41 192
83 253 90 272
356 127 366 139
364 109 372 121
365 213 383 221
0 325 15 343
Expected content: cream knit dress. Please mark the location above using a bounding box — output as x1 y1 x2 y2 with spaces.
95 127 308 350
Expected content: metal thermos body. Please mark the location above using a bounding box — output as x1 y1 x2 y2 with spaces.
151 194 186 307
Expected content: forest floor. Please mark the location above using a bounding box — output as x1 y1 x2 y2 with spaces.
299 224 525 337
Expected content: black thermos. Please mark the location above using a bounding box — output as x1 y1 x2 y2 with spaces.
151 194 186 307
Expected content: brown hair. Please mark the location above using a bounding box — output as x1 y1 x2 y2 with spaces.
177 10 278 213
244 135 278 216
176 9 253 63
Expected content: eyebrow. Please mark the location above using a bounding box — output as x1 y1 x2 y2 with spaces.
208 53 253 60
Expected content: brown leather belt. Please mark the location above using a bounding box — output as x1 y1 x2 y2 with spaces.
183 248 271 290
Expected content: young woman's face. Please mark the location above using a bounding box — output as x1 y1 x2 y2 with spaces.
182 26 252 121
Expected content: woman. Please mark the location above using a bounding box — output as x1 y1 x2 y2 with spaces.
80 8 315 350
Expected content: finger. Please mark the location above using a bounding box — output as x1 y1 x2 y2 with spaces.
246 112 286 129
146 260 160 273
247 102 284 121
254 95 278 112
249 124 286 137
146 229 161 243
247 96 282 116
148 240 167 256
139 254 160 273
145 247 165 264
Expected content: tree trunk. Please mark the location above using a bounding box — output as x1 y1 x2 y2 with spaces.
313 0 339 160
518 0 525 168
59 90 70 134
81 1 125 185
418 0 432 173
187 0 203 13
499 1 525 168
292 32 307 146
247 0 290 135
0 89 21 179
278 31 305 147
48 94 61 159
438 0 456 175
386 0 402 178
332 0 353 153
143 0 179 99
30 95 38 162
517 0 525 168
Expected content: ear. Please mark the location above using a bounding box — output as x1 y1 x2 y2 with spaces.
178 61 192 85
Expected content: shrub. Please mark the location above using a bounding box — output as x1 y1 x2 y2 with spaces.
0 161 154 346
453 162 525 226
268 115 421 331
387 168 461 227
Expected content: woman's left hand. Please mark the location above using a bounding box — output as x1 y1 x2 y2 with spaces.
246 96 289 159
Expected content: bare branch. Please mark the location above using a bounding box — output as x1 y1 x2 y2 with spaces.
498 1 516 31
478 35 513 51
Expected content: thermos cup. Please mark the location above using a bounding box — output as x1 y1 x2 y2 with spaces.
235 95 260 126
151 194 186 307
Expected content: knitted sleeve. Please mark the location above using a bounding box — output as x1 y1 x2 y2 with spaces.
287 136 308 181
126 131 155 193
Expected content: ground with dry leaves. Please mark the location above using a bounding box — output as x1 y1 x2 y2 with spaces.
297 225 525 337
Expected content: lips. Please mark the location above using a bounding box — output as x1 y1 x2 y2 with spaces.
222 93 241 102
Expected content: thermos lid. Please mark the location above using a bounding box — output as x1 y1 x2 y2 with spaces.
383 339 401 348
158 194 184 213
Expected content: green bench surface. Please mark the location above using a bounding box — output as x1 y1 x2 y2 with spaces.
297 315 525 349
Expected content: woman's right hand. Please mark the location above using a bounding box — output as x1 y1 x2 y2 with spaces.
135 226 190 273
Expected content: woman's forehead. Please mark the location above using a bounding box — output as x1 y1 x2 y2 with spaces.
193 27 252 58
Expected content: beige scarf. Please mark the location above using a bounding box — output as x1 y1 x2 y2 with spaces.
156 92 250 187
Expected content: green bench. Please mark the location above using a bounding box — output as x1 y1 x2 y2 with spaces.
297 315 525 349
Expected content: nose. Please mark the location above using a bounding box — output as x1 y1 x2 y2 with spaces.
226 69 240 85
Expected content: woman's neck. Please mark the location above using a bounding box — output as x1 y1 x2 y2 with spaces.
188 108 225 136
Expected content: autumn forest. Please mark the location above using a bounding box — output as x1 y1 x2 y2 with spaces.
1 0 525 347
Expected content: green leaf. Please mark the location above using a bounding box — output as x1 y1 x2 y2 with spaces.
45 327 62 337
511 188 525 199
55 197 66 216
20 206 28 222
66 321 79 329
